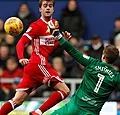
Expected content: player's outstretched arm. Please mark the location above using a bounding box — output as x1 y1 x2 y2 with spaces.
48 20 90 67
16 36 30 66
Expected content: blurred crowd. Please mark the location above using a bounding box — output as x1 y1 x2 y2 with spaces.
1 0 120 103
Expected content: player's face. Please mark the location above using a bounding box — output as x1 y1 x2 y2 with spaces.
39 1 54 18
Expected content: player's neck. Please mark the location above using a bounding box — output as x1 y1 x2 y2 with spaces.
41 16 52 22
102 60 113 66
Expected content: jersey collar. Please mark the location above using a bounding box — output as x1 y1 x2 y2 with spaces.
41 17 52 24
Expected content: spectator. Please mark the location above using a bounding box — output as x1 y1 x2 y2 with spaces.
63 50 75 76
0 87 11 101
63 37 79 77
49 46 64 63
1 56 23 90
112 33 120 71
87 34 104 60
4 34 16 55
109 16 120 45
25 43 32 59
114 33 120 53
0 66 3 77
12 77 21 90
52 57 67 78
69 36 79 47
0 19 6 44
69 63 84 78
15 3 37 44
0 77 22 101
59 0 86 40
0 44 10 68
69 45 86 78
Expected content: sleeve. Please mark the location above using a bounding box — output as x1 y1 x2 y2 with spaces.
16 23 41 60
59 37 94 67
23 23 41 40
16 36 30 60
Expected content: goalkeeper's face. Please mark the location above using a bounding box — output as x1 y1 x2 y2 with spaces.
39 1 54 18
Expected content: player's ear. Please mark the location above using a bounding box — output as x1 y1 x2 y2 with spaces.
103 54 106 60
101 54 105 62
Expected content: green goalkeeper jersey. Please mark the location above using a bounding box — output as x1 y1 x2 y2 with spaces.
59 37 120 114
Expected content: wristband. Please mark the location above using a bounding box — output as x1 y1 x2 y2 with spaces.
19 59 29 63
56 33 63 40
59 37 67 45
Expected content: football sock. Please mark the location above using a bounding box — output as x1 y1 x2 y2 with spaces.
0 99 20 115
36 90 67 114
35 109 43 115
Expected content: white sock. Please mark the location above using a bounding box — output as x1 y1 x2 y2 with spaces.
35 109 42 115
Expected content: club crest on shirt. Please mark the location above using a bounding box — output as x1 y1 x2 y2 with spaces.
46 26 50 33
55 21 59 28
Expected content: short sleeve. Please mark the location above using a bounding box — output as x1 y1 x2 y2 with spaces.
23 23 41 40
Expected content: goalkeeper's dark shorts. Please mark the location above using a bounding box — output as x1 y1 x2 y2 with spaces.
50 101 97 115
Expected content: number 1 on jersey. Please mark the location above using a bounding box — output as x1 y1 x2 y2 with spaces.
94 73 105 93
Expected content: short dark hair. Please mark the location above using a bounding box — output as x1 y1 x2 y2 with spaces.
38 0 55 8
91 34 101 40
103 45 119 64
7 56 17 63
115 16 120 22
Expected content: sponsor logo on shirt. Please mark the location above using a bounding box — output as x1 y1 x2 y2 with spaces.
40 35 55 46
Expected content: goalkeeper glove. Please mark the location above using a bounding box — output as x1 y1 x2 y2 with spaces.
48 20 63 40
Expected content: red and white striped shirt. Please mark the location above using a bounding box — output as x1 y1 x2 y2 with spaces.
16 17 60 65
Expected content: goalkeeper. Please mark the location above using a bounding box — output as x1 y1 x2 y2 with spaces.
48 21 120 115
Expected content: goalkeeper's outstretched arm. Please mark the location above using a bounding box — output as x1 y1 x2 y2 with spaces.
48 20 91 67
59 37 90 67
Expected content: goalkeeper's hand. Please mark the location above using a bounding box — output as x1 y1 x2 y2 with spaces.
62 31 71 41
48 20 71 40
48 20 62 40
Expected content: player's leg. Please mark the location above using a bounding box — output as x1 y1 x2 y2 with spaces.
38 82 70 113
31 71 70 115
30 65 70 115
0 90 28 115
0 63 42 115
30 82 70 115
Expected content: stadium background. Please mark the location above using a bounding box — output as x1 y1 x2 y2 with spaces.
1 0 120 115
1 0 120 40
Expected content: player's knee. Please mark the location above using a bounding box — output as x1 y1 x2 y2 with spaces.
65 88 70 96
62 88 70 96
13 97 25 105
14 98 24 105
15 99 24 105
61 88 70 96
54 82 70 96
63 87 70 96
13 91 28 105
